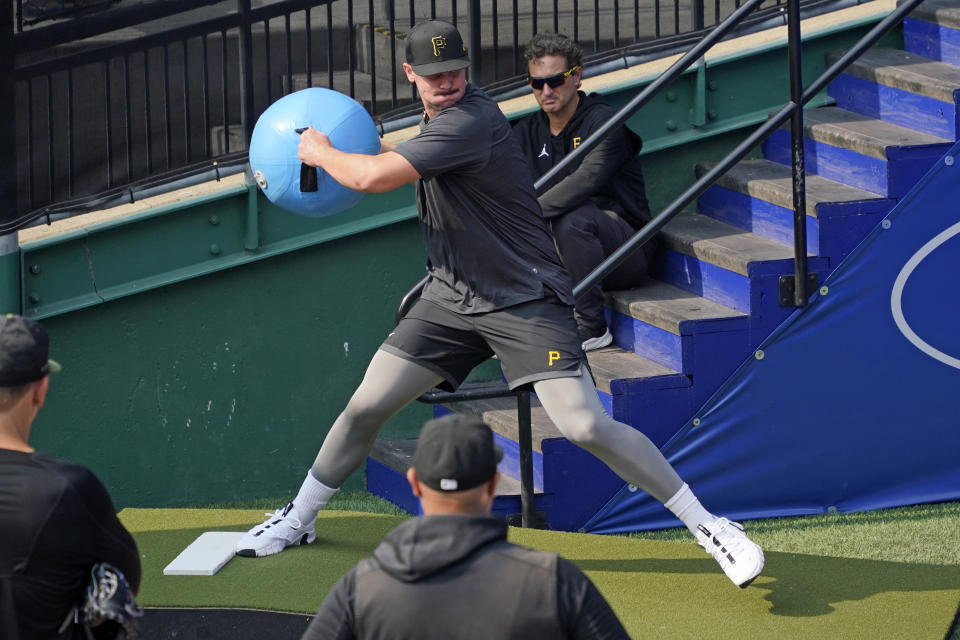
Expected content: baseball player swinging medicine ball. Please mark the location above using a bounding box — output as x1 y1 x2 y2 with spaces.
236 19 765 590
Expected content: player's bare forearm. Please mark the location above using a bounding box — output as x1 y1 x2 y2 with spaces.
298 127 418 193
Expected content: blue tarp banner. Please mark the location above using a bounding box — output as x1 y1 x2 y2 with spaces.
584 142 960 534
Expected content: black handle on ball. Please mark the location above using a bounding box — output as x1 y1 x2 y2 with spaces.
300 163 318 192
295 127 319 193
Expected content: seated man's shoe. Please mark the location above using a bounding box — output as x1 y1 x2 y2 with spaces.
236 502 316 557
696 517 765 588
581 328 613 352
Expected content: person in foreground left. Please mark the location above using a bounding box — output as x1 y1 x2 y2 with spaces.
0 314 142 640
301 413 631 640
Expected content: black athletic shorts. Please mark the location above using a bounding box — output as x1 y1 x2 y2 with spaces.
381 295 586 391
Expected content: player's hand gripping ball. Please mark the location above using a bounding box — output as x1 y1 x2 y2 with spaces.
249 88 381 218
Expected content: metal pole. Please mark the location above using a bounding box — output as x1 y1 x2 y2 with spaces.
692 0 705 31
0 235 19 314
571 0 928 300
516 390 535 528
244 183 260 251
237 0 256 146
467 0 482 84
1 2 19 313
787 0 808 307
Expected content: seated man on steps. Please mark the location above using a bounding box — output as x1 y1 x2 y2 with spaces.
236 18 764 590
512 31 657 352
300 413 630 640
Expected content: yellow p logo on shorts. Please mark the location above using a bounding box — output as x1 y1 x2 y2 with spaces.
548 350 561 366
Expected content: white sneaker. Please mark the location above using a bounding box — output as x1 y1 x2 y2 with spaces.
696 517 764 588
581 329 613 352
235 502 316 557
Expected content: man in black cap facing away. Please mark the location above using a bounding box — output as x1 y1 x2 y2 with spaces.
300 413 630 640
240 19 764 591
0 314 141 640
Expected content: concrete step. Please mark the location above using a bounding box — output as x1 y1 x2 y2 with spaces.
903 0 960 66
761 106 952 197
695 158 894 264
826 47 960 139
649 212 828 326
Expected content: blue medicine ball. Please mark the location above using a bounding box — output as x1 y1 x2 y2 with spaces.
249 88 381 218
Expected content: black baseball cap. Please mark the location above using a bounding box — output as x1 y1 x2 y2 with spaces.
413 414 503 492
404 20 471 76
0 314 61 387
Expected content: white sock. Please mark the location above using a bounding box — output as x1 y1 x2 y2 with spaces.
292 471 339 525
664 483 714 536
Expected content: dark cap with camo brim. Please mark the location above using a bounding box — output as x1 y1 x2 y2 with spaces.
0 314 61 387
404 20 471 76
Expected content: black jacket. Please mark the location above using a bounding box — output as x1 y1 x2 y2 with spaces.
512 91 651 229
301 514 629 640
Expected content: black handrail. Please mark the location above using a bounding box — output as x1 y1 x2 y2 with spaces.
573 0 926 301
395 0 926 528
787 0 809 306
9 0 853 226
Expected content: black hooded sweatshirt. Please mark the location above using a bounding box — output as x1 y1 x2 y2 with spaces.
512 91 651 229
301 514 629 640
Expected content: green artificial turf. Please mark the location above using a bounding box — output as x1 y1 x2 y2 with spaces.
121 502 960 640
630 501 960 566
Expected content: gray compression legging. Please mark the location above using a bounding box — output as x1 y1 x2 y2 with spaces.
311 349 444 487
533 368 683 502
311 350 683 502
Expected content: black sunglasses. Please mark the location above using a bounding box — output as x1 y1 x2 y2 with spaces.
527 65 579 90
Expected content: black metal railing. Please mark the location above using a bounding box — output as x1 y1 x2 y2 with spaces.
395 0 925 526
6 0 846 231
568 0 926 306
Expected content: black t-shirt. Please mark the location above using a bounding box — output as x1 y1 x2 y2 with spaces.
0 449 141 640
393 84 574 314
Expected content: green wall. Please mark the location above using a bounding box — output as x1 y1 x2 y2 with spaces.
31 219 435 505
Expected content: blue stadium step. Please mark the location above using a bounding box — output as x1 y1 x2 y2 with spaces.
826 47 960 140
648 213 829 336
695 158 895 268
446 347 693 472
582 343 693 431
762 106 952 197
439 395 621 532
367 438 550 521
903 0 960 67
604 275 751 404
367 348 696 531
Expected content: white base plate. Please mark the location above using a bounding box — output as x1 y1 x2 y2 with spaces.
163 531 246 576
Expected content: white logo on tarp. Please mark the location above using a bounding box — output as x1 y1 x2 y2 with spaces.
890 219 960 370
538 144 548 158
